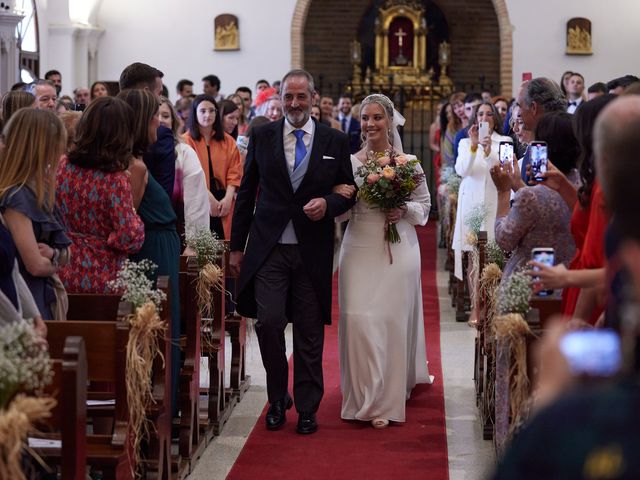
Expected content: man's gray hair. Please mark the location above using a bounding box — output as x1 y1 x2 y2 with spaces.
281 69 315 95
522 77 567 113
26 79 55 95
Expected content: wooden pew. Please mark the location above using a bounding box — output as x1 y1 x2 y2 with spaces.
30 336 87 480
493 295 563 454
45 309 133 479
223 241 251 401
67 280 173 480
199 251 236 440
177 255 205 474
473 231 488 406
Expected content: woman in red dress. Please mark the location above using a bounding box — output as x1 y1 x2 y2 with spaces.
56 97 145 293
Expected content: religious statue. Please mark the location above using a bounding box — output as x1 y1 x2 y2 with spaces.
214 14 239 51
566 17 592 55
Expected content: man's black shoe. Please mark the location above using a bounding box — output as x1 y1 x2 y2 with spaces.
296 412 318 434
265 394 293 430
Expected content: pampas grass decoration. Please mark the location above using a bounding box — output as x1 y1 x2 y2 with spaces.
493 313 534 436
0 395 56 480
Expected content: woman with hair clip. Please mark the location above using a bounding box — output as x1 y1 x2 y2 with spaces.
183 94 242 240
157 96 209 248
57 96 145 294
0 109 71 320
337 93 433 429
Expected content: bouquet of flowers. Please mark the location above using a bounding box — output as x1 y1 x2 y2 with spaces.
0 320 52 408
109 259 166 310
355 149 425 244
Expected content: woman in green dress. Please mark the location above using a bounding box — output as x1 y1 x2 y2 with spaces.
118 89 181 414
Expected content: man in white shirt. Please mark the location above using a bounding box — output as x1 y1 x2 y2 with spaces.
337 94 361 154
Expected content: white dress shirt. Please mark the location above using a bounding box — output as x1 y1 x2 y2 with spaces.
567 97 583 115
283 117 314 172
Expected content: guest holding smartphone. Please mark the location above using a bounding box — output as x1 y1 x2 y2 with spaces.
452 101 511 281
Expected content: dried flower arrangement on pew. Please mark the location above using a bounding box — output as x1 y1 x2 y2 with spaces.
0 320 55 480
185 227 226 317
110 259 166 476
494 270 534 438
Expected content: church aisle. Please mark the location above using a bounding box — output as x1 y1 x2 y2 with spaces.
188 222 492 479
224 223 448 479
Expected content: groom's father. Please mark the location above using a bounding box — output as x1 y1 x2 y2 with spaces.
229 69 356 434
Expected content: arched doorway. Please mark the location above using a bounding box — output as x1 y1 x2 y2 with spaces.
291 0 513 97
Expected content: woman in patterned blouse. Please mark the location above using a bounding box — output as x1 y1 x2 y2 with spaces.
56 96 145 293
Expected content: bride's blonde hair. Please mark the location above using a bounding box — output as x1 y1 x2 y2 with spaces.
360 93 395 147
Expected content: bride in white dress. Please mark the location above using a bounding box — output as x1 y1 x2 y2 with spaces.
338 94 433 429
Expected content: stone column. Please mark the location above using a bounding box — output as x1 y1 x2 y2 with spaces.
0 11 24 93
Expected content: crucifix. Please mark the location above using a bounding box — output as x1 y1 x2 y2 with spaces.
394 27 408 65
395 27 407 48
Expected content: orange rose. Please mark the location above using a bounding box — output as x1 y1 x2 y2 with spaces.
367 173 381 184
382 166 396 179
377 156 391 167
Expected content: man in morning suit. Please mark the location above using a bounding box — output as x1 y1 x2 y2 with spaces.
338 93 362 154
229 69 357 435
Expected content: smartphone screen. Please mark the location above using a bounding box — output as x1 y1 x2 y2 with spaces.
532 248 554 296
499 142 513 166
560 330 621 377
530 142 548 181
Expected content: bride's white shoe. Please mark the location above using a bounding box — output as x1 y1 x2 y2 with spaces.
371 418 389 429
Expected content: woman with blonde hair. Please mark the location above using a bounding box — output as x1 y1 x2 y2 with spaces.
0 109 70 320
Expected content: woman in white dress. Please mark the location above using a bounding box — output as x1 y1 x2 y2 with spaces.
451 101 512 280
338 94 433 429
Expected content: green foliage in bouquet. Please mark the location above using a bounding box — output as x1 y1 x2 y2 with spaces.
486 240 507 270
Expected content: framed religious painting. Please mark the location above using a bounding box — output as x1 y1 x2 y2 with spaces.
214 14 239 51
566 17 592 55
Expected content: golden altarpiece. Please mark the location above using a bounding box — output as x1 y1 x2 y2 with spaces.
350 0 453 99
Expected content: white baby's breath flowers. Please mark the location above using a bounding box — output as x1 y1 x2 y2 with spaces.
497 270 532 316
0 320 52 407
465 203 488 235
486 240 507 270
109 259 166 310
185 227 226 269
445 173 462 195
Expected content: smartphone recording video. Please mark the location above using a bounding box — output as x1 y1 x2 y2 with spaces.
529 141 548 182
560 329 621 378
499 141 513 166
479 121 490 140
531 247 554 296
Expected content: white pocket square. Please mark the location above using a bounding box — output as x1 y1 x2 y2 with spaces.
322 155 335 159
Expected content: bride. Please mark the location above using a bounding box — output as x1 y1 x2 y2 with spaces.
337 93 433 429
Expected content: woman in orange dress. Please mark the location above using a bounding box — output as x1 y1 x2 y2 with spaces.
182 94 242 239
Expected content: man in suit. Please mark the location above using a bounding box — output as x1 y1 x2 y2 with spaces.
337 93 362 154
229 69 356 435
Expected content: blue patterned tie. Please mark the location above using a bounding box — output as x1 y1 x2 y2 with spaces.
293 129 306 171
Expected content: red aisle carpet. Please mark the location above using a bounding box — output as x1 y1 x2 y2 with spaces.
227 222 448 480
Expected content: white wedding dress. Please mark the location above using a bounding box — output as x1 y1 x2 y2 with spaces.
339 154 434 423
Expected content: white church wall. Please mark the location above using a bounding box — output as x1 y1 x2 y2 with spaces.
37 0 640 98
95 0 298 101
506 0 640 92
